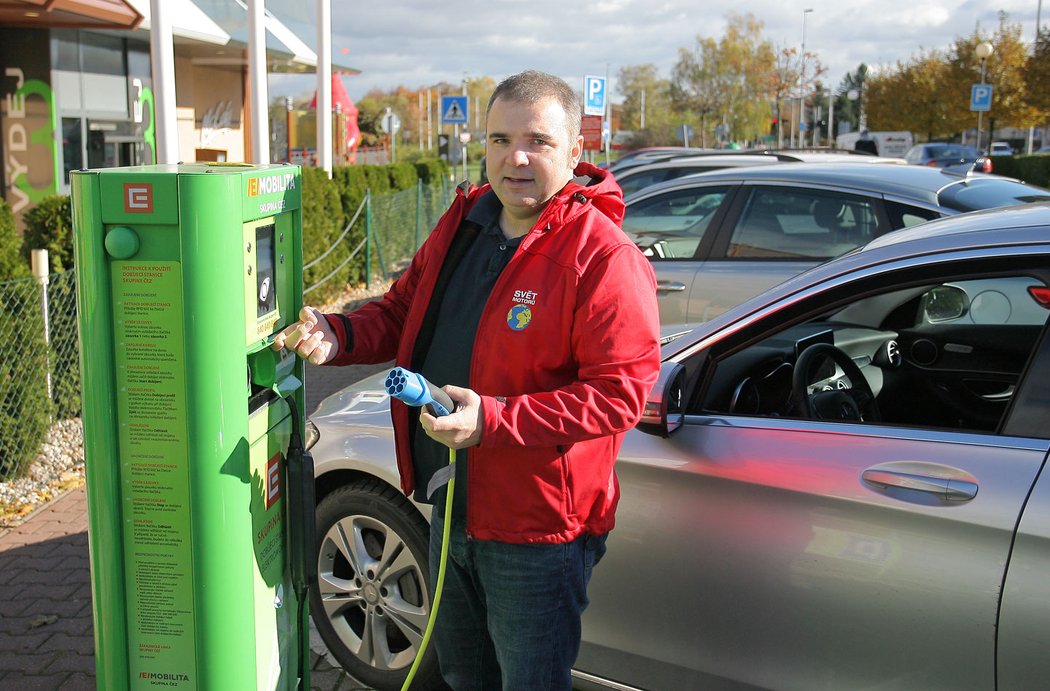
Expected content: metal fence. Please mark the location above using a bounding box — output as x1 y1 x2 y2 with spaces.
0 270 80 481
306 178 453 297
366 178 453 284
0 180 454 482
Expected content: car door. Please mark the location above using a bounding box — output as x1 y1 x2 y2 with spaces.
577 262 1050 690
622 184 735 325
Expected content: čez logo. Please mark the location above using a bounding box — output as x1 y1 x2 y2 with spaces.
123 183 153 213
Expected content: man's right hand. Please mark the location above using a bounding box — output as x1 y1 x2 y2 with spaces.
272 306 337 365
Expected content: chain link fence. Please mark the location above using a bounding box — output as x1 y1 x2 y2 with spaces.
1 181 454 482
306 178 453 297
1 271 80 481
367 178 453 283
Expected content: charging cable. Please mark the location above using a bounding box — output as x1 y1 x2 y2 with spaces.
384 368 456 691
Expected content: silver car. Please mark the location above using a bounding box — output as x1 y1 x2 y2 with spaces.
308 202 1050 690
615 150 903 198
625 162 1050 325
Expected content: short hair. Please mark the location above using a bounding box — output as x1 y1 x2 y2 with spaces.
487 70 582 138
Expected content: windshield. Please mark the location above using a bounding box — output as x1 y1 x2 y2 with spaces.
938 178 1050 212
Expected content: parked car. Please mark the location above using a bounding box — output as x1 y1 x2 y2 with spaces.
614 150 902 198
904 142 992 171
307 202 1050 690
607 146 714 174
990 141 1015 156
622 162 1050 324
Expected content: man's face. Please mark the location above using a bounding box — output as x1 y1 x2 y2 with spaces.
485 96 583 226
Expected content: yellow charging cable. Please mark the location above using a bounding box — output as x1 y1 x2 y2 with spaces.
400 448 455 691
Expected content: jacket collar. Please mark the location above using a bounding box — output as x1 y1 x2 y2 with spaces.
458 161 625 234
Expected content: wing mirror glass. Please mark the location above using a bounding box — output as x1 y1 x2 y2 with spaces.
923 285 969 323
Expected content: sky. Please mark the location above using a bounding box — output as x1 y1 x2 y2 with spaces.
269 0 1046 105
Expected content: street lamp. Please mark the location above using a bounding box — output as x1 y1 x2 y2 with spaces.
975 41 993 152
797 8 814 149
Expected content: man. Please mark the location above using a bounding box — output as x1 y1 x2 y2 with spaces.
276 70 660 690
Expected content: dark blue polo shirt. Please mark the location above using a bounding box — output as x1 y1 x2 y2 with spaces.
413 190 523 515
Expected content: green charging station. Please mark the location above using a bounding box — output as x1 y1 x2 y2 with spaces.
70 163 311 690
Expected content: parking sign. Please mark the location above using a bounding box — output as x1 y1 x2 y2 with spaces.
584 76 605 116
971 84 993 112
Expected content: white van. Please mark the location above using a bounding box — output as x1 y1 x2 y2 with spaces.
836 131 915 158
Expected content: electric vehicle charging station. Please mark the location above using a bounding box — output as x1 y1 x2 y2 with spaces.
70 163 312 690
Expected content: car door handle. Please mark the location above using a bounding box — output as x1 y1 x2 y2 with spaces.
862 463 978 502
656 280 686 294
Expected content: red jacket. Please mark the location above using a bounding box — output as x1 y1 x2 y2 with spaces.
324 162 661 543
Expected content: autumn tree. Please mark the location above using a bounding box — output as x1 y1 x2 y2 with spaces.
671 12 778 146
865 51 954 139
617 64 676 146
1026 28 1050 116
942 13 1039 140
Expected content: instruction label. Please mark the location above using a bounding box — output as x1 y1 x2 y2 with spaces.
112 261 196 688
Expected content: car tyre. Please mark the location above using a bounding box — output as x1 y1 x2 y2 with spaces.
311 479 445 690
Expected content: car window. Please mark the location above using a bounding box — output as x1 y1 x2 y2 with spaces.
728 187 880 260
937 179 1050 212
884 200 941 228
696 272 1050 436
623 186 730 260
619 169 674 197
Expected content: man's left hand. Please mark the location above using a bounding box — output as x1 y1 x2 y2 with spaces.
420 384 483 449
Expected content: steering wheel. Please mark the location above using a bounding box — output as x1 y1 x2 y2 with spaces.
790 343 880 422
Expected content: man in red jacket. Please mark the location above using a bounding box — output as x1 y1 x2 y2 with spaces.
276 70 660 690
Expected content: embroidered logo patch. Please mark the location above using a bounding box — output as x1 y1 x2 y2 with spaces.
507 304 532 331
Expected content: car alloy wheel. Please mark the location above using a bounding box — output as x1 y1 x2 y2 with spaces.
310 479 444 690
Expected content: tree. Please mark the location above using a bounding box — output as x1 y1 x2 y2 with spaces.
616 64 677 146
865 51 953 140
770 47 799 145
1026 27 1050 116
833 64 869 136
942 13 1039 140
671 12 779 146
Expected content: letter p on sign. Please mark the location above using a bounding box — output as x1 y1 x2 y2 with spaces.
584 75 605 116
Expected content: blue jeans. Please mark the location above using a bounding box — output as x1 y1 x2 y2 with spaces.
428 505 608 691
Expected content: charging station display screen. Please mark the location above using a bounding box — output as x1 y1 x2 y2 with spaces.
256 223 276 318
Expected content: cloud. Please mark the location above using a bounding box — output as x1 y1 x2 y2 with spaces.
270 0 1043 101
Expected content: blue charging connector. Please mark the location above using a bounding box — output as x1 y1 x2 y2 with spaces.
385 367 454 417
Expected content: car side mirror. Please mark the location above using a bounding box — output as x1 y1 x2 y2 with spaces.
638 362 685 437
923 285 969 323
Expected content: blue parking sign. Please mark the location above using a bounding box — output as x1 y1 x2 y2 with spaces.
584 76 605 116
971 84 993 112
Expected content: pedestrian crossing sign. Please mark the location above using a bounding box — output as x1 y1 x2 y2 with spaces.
441 95 469 124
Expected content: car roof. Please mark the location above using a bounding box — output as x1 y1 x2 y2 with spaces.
624 161 1013 205
615 153 793 177
616 150 900 175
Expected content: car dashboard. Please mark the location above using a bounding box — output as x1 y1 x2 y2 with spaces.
705 322 901 419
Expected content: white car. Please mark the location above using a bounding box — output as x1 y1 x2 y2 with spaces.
990 142 1014 156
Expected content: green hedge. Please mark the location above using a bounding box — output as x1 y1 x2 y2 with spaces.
300 167 349 294
0 199 27 281
22 195 74 272
414 159 450 186
988 154 1050 189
